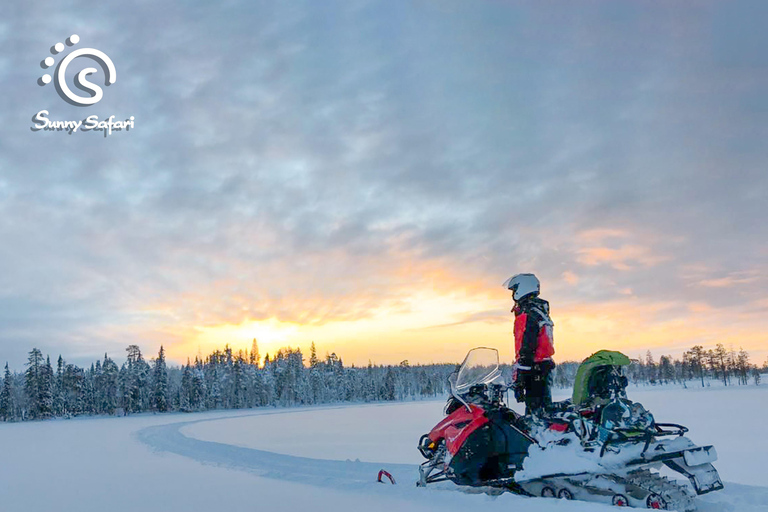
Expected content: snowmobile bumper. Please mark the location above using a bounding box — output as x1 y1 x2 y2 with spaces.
682 445 717 467
663 454 724 495
635 445 723 495
627 441 724 495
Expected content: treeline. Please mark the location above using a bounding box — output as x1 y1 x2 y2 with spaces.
552 343 765 389
0 342 454 422
1 342 764 422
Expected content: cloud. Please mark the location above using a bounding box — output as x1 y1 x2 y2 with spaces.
0 1 767 367
698 274 759 288
562 271 579 285
576 244 667 270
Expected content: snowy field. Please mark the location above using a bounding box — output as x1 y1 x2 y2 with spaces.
1 384 767 512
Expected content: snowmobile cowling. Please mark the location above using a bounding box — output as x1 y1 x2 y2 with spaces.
427 404 488 456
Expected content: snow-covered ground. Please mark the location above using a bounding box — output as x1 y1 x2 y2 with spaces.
1 384 766 512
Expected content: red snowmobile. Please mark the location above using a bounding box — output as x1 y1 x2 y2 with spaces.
417 347 723 510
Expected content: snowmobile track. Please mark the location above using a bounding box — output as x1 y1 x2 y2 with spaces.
625 469 697 511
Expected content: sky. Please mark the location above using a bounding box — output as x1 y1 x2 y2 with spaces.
0 1 767 369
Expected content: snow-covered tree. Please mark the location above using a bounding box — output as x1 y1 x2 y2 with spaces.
152 346 169 412
179 363 193 412
250 339 260 368
54 355 65 416
99 354 119 415
121 345 151 414
24 348 53 419
309 342 319 368
0 362 15 421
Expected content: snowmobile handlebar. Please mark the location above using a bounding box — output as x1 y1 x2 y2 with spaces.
448 381 510 412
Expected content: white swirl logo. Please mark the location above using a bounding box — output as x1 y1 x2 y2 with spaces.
38 34 116 106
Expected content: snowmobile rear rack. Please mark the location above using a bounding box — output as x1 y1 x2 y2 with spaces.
653 422 689 436
597 422 689 457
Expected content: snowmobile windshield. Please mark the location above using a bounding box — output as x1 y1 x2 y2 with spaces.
454 347 503 394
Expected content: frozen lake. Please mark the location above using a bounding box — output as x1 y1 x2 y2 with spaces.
1 383 766 511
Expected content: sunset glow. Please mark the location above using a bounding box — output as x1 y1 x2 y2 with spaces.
163 277 768 367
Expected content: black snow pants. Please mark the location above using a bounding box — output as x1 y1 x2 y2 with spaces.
519 360 554 415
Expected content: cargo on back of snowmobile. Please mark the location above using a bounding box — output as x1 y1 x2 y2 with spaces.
561 350 723 497
417 347 724 511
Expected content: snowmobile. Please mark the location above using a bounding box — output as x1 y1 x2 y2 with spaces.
416 347 723 510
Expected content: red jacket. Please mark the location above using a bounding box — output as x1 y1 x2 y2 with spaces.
513 296 555 367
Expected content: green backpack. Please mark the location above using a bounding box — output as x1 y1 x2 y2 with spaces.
572 350 632 407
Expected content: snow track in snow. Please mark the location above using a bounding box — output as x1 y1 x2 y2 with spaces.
136 404 768 512
136 412 416 489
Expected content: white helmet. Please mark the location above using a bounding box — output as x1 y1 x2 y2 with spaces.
502 273 540 301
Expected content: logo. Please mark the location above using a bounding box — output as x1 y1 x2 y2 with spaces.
39 34 116 106
32 34 134 136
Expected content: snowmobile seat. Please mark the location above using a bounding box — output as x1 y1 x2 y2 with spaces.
548 422 569 433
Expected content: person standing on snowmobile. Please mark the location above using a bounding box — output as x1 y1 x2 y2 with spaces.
503 273 555 415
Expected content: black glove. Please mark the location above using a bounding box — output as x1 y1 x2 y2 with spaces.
512 379 525 403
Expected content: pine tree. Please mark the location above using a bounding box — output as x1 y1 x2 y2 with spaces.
251 366 266 406
84 364 96 415
645 351 657 384
61 363 85 416
309 363 323 404
250 339 260 368
152 346 169 412
309 342 319 368
100 354 119 415
180 364 192 412
39 356 54 419
54 355 65 416
383 368 396 401
191 366 207 410
687 345 706 387
121 345 149 413
207 363 222 409
92 359 103 413
233 357 246 408
262 357 276 406
24 348 45 419
706 349 718 383
659 355 674 384
0 363 14 421
714 344 730 386
736 348 751 385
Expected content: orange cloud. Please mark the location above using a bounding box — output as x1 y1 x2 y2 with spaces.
699 275 758 288
577 228 629 242
562 271 580 285
576 244 666 270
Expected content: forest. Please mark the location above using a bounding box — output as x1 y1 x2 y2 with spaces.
0 341 764 422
